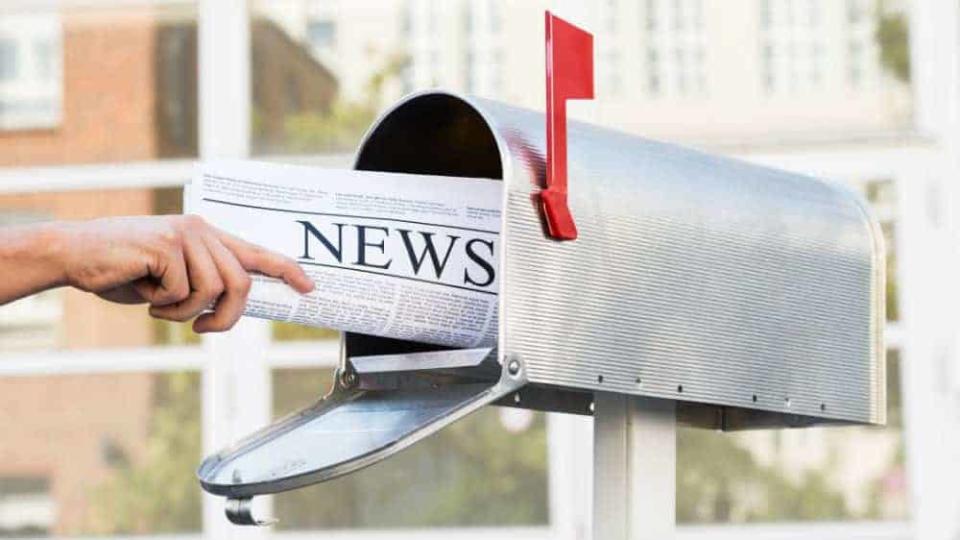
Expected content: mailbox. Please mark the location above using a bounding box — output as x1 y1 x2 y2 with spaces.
198 91 885 524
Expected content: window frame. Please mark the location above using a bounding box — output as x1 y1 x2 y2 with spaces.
0 148 920 540
0 0 948 538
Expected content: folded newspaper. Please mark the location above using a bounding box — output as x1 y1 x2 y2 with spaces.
186 161 502 348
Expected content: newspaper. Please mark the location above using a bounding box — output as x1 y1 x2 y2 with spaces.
186 160 502 348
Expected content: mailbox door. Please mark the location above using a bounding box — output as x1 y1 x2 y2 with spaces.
197 348 516 498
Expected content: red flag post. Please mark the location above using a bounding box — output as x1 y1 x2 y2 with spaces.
542 12 594 241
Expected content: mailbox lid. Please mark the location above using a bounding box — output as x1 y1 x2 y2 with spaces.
198 379 507 498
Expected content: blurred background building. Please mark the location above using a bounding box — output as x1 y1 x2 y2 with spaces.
2 0 956 539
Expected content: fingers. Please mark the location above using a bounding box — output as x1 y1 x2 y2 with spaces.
98 283 150 305
149 233 224 323
134 245 190 307
192 234 251 333
141 215 314 333
216 230 314 294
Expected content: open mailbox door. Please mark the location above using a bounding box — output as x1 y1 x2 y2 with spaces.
198 342 523 525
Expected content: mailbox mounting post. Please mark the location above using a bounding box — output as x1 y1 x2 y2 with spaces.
594 394 677 540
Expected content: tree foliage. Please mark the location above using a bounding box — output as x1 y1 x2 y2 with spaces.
270 368 548 529
282 100 380 153
90 373 202 534
278 53 409 154
877 6 911 83
678 429 848 523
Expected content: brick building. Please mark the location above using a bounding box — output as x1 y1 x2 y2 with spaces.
0 7 336 535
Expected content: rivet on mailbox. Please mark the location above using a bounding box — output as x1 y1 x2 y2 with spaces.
198 11 885 525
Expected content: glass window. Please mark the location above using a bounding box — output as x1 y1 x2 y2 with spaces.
0 476 52 536
0 38 17 82
0 371 202 535
760 0 827 94
0 14 61 130
271 368 549 529
643 0 707 99
307 19 336 51
863 179 899 321
677 178 905 522
34 39 55 82
677 349 906 523
0 187 201 351
272 321 338 342
0 4 197 165
462 0 504 100
252 0 913 153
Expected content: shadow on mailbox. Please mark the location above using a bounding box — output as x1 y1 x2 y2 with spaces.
197 91 886 525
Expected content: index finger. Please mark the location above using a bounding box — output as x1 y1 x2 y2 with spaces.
215 230 315 294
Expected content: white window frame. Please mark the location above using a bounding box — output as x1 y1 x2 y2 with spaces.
0 11 62 130
642 0 706 98
2 0 958 538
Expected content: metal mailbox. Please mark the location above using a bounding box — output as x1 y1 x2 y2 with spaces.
198 91 886 523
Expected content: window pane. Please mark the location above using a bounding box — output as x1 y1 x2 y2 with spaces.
0 187 201 351
677 349 906 523
251 0 913 155
0 4 197 166
0 371 202 536
271 367 549 529
272 321 338 342
863 179 899 321
676 174 905 523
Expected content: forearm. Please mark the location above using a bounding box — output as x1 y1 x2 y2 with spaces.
0 222 69 305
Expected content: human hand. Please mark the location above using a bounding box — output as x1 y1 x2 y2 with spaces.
56 215 313 332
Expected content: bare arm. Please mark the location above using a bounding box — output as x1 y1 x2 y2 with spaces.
0 216 314 333
0 222 68 304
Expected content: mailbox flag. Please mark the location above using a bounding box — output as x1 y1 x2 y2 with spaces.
543 12 594 241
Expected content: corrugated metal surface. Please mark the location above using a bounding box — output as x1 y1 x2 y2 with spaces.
470 97 884 425
356 92 885 426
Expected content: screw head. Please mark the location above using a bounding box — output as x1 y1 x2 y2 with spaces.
339 370 358 389
507 357 521 376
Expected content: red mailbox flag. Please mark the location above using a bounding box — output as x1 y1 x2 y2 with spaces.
542 12 594 241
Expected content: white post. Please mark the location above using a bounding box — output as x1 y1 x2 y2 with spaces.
198 0 271 539
906 0 960 538
549 412 594 539
199 0 251 159
593 393 676 540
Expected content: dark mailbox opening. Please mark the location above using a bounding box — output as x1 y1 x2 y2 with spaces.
356 93 503 181
349 94 505 359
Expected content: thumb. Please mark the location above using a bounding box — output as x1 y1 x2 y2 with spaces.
96 283 149 305
133 277 186 307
